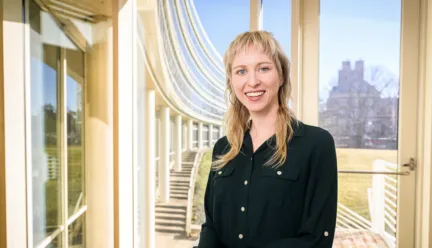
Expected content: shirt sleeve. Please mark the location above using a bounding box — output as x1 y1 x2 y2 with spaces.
264 130 338 248
195 141 224 248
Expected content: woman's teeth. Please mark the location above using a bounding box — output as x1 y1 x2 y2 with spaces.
246 91 265 97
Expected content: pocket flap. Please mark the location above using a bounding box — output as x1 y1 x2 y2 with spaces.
213 166 235 179
261 166 299 181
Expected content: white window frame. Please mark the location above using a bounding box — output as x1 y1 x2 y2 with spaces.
294 0 421 247
23 0 88 247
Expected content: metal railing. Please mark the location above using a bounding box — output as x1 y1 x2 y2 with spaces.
336 159 398 248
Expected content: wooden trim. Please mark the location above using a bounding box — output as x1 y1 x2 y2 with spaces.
0 0 6 245
290 0 301 118
249 0 262 31
299 0 319 125
416 0 432 247
112 0 119 246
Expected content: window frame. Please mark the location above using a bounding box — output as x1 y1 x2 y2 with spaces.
24 0 87 247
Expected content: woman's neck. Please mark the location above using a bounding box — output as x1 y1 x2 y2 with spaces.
249 105 278 141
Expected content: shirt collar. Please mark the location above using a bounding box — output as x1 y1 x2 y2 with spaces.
242 119 304 153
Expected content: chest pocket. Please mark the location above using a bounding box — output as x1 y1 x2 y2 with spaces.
212 166 235 202
259 166 299 206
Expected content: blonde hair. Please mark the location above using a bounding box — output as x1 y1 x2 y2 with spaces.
212 31 295 170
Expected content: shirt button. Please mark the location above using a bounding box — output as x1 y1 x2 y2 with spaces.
277 171 282 175
218 171 222 175
241 207 245 212
324 231 329 237
239 234 243 239
250 157 252 160
244 180 248 185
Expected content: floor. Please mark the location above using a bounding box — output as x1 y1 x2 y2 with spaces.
333 229 389 248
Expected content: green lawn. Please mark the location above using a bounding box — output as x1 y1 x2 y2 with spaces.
40 146 84 231
191 148 398 225
191 151 213 225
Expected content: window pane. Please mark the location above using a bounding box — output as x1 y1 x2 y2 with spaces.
318 1 401 246
66 49 85 217
318 0 400 149
262 0 292 58
68 213 85 247
46 234 62 248
30 0 62 244
193 0 250 56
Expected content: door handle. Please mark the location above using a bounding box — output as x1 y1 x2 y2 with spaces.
337 158 416 176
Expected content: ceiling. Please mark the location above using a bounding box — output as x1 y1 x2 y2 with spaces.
44 0 112 23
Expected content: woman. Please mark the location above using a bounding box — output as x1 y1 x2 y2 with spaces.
195 31 338 248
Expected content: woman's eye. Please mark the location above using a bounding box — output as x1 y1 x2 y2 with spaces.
260 67 270 72
236 69 246 75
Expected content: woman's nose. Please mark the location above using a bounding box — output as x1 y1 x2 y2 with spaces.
247 72 260 86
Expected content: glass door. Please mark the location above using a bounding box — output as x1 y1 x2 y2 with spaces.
296 0 420 247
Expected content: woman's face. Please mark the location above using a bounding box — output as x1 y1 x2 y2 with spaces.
231 45 281 115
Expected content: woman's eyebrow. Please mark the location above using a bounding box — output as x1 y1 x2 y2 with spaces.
232 61 273 70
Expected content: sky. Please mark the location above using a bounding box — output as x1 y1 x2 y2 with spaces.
193 0 402 101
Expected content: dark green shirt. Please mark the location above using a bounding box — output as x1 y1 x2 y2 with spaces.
196 121 338 248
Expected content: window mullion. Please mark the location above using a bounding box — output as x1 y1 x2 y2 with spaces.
60 47 69 248
298 0 320 125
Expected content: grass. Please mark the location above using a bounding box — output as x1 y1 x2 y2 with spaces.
35 146 84 241
336 148 397 219
191 150 213 225
191 148 398 225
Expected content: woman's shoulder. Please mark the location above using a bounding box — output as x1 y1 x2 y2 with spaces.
298 121 335 147
212 136 230 155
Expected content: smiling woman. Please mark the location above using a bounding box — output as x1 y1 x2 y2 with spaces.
195 31 338 248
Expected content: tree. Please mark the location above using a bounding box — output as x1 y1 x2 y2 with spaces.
366 66 399 98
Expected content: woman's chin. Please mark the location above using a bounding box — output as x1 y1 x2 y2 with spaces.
245 104 268 114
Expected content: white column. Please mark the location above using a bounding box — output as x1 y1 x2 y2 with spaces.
188 119 193 151
145 90 156 248
250 0 263 31
113 0 136 246
209 124 213 147
198 122 203 150
86 22 114 248
175 115 182 172
160 107 170 203
219 125 224 139
1 1 27 246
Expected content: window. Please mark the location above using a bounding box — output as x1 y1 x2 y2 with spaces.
30 0 86 246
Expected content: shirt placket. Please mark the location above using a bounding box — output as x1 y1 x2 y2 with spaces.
237 152 254 247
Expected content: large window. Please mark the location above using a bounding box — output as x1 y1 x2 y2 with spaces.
317 0 402 245
30 0 86 246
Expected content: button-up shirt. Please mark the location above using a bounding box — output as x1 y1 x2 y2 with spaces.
196 121 338 248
